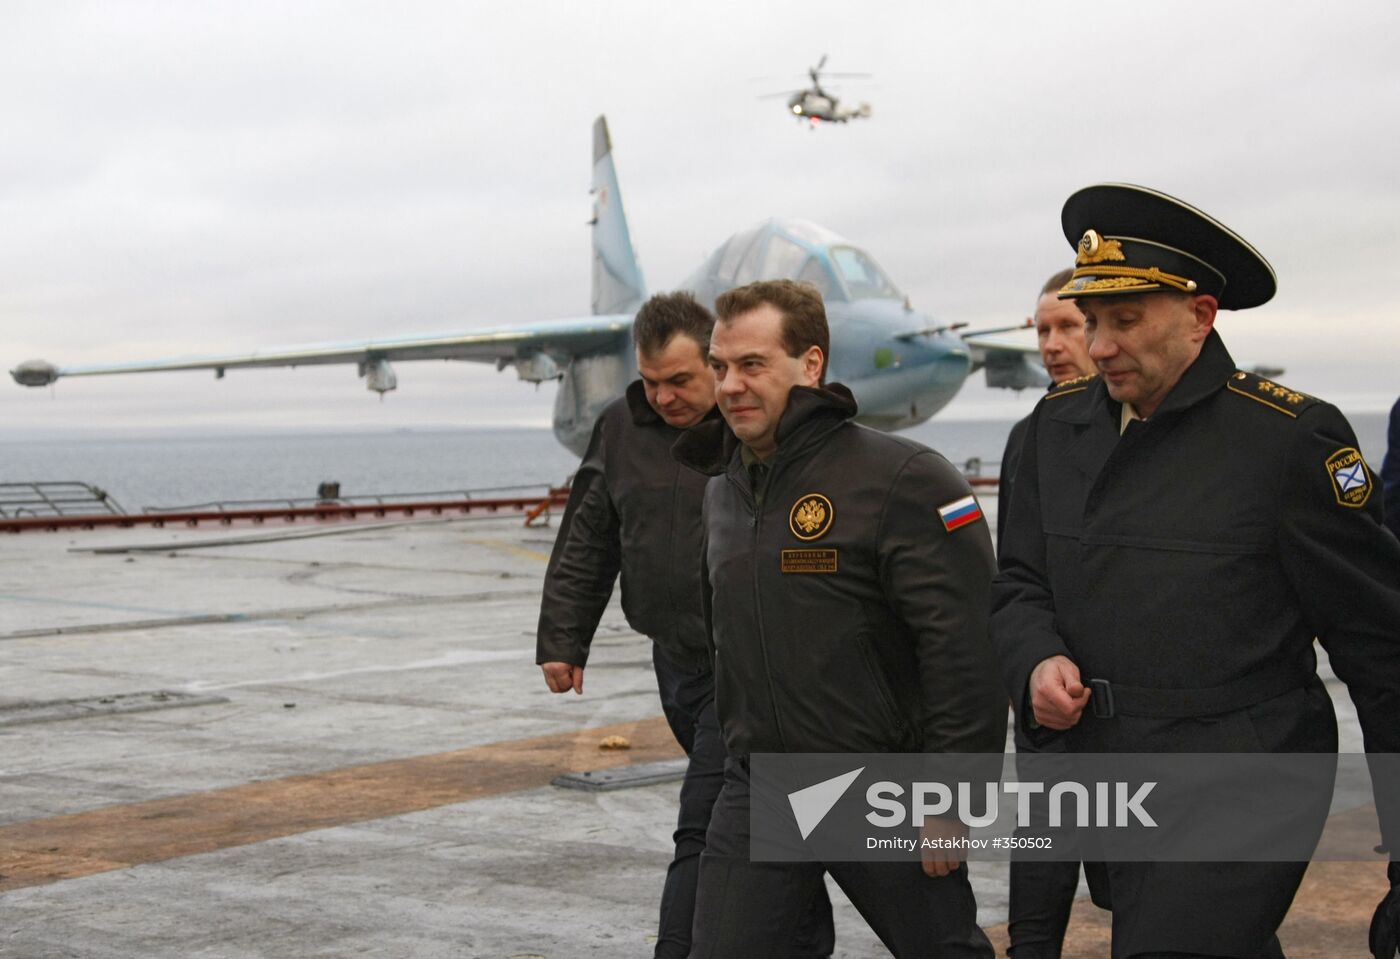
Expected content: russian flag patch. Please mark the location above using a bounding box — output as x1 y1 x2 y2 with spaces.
937 495 983 532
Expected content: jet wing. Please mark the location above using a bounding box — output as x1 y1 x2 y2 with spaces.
12 314 634 389
961 335 1038 357
961 335 1050 391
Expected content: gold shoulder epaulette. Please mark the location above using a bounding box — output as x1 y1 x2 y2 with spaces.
1044 372 1098 400
1224 371 1320 418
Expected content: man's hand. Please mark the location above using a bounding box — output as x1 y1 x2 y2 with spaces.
1029 655 1091 730
541 662 584 695
1371 862 1400 958
919 817 968 878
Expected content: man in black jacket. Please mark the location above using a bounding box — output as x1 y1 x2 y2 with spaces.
992 184 1400 958
997 267 1097 959
996 267 1095 551
675 279 1005 958
536 291 833 959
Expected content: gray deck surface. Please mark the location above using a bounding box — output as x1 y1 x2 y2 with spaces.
0 506 1367 958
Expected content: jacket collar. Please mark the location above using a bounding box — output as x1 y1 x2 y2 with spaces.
1049 329 1237 428
625 379 661 427
625 378 721 431
1148 328 1235 418
671 383 858 477
1093 327 1235 427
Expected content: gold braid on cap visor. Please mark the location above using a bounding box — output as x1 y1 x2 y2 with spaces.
1067 265 1200 294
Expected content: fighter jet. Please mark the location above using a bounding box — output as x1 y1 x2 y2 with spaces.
12 116 1044 456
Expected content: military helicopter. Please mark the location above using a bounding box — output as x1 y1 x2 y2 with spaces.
760 54 872 126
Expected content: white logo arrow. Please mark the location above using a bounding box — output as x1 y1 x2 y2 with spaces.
788 767 864 840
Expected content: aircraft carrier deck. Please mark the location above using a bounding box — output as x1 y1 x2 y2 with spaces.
0 506 1385 957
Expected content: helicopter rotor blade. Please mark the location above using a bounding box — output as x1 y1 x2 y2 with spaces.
746 73 812 83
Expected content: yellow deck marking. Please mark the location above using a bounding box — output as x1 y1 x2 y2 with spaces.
459 536 553 563
0 716 680 892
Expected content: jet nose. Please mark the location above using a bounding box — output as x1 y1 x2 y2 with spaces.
12 359 59 387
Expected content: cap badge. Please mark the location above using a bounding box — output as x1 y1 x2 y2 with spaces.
1077 230 1126 265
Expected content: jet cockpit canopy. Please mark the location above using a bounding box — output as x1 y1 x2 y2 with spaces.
681 218 900 308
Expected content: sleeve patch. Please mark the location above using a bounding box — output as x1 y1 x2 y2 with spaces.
1325 446 1373 508
938 495 984 531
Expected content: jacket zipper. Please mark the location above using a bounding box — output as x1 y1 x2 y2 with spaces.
730 466 789 751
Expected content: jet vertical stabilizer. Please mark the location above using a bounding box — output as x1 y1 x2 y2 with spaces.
590 116 646 316
548 116 645 456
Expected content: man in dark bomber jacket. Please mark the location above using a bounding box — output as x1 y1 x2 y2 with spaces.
674 279 1005 958
536 291 833 959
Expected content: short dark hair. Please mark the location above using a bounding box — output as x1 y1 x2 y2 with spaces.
713 279 830 385
1041 268 1075 297
633 291 715 358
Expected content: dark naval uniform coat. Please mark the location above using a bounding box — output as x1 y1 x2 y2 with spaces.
996 414 1030 556
992 330 1400 957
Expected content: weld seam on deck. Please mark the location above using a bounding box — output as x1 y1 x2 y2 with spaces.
0 690 231 727
0 589 543 641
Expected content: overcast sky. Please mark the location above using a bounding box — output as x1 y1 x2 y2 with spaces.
4 0 1398 440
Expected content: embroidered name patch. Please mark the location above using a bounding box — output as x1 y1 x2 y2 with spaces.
781 549 838 574
789 493 834 541
938 495 983 531
1325 447 1372 508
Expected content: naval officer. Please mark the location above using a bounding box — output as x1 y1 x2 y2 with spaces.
536 291 834 959
991 183 1400 958
997 267 1099 959
674 278 1005 957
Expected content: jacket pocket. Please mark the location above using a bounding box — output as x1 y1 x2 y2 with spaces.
853 630 906 732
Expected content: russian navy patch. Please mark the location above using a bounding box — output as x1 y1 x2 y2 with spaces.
1325 447 1373 508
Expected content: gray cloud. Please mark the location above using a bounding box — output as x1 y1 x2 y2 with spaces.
4 0 1398 441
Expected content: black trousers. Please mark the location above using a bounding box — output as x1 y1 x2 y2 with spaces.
651 645 834 959
1007 860 1080 958
686 756 993 958
1126 942 1283 959
1063 684 1332 958
1007 730 1082 959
